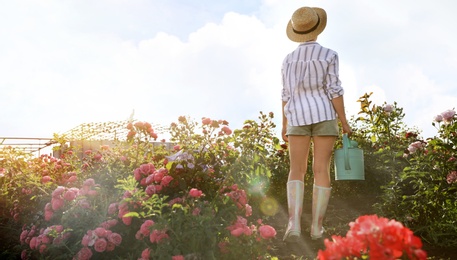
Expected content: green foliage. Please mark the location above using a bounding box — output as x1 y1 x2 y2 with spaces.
375 108 457 247
2 96 456 258
330 92 416 198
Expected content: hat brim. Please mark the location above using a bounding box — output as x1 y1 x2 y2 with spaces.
286 7 327 42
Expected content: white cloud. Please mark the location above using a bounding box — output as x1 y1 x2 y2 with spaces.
1 0 456 142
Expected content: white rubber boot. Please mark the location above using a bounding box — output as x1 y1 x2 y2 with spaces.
283 180 304 242
311 184 331 240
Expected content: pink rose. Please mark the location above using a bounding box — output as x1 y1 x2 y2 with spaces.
39 244 47 254
202 117 211 125
81 234 90 247
83 178 95 187
221 126 232 135
52 186 65 198
44 210 53 221
108 203 118 215
29 237 37 250
139 163 155 175
245 204 252 217
106 241 115 251
154 171 164 182
94 227 107 238
87 190 98 196
107 232 122 246
51 198 64 211
140 220 155 236
41 176 52 183
441 109 456 122
172 256 185 260
67 175 78 183
122 216 132 226
149 230 168 243
141 248 151 259
94 238 107 252
230 227 244 237
145 185 157 196
258 225 276 239
189 188 203 198
383 104 394 113
63 190 77 201
44 203 52 211
161 175 173 186
75 247 93 260
192 207 201 216
41 235 51 244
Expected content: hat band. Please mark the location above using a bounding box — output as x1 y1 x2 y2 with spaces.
292 16 320 35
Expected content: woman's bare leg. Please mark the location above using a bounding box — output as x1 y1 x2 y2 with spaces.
312 136 337 187
288 135 312 181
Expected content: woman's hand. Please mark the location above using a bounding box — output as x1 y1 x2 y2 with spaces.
341 123 352 136
282 126 289 142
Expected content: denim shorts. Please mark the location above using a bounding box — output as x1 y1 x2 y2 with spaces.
286 119 339 136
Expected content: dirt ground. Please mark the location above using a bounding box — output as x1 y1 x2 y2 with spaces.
267 195 456 260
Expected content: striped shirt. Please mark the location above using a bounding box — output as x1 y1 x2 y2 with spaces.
281 42 344 126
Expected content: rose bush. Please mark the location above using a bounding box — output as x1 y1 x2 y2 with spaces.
1 97 455 258
376 107 457 247
1 115 278 259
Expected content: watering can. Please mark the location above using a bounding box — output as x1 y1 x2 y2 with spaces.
334 134 365 180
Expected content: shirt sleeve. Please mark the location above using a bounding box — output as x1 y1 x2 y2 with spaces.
281 64 290 102
325 53 344 99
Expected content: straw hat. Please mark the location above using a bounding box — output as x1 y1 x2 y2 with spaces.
286 7 327 42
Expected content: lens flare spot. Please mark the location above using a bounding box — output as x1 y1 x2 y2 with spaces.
248 177 270 195
260 197 279 216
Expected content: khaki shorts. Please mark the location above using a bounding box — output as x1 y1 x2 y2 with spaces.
286 119 339 136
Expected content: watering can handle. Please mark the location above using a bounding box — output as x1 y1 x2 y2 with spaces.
342 134 351 170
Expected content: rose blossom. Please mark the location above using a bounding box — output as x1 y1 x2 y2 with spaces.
172 256 184 260
141 248 151 259
245 204 252 217
140 220 155 236
51 198 64 211
107 232 122 246
161 175 173 186
108 203 118 215
221 126 232 135
383 104 394 113
94 227 107 238
94 238 107 252
63 190 77 201
52 186 65 198
44 210 53 221
75 246 93 260
434 114 443 122
441 109 456 122
202 117 212 125
259 225 277 239
41 176 52 183
189 188 203 198
106 241 115 251
446 171 457 184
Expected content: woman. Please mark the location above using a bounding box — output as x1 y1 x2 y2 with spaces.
281 6 352 242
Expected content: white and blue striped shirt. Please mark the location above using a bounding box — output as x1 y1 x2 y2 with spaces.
281 42 344 126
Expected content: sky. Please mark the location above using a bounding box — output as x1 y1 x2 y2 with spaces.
1 0 456 141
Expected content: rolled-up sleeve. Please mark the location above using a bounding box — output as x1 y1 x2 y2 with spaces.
325 54 344 99
281 66 290 102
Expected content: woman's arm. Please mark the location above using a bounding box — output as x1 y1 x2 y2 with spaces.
331 96 352 135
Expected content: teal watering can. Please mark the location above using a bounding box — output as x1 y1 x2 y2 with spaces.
334 134 365 180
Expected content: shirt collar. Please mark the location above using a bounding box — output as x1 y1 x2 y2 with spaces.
299 41 319 46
